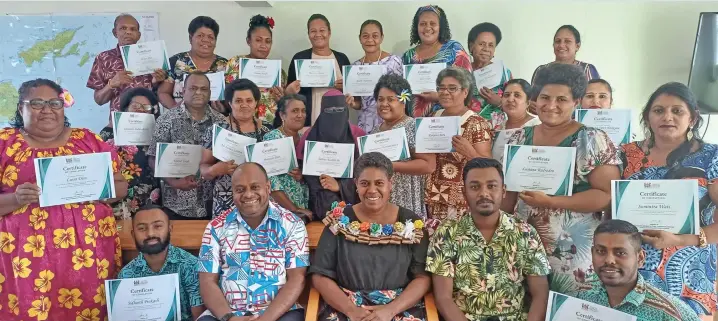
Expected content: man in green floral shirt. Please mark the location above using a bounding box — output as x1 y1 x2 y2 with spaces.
575 220 699 321
426 158 550 321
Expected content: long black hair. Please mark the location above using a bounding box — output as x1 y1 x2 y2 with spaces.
11 78 70 128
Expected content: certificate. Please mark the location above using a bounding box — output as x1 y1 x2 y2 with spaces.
120 40 170 76
612 179 700 234
34 152 116 207
111 112 156 146
358 128 411 161
206 71 226 101
546 291 636 321
295 59 336 87
105 274 182 321
575 109 632 145
414 116 460 153
153 143 203 178
491 128 520 162
403 63 446 93
343 65 384 96
244 137 298 177
473 60 505 89
212 124 257 164
238 58 282 88
302 141 355 178
503 145 577 196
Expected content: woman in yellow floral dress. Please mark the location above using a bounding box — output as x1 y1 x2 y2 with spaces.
0 79 127 321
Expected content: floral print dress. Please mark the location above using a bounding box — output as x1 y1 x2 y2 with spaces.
262 129 309 210
0 128 121 321
225 55 288 125
167 51 229 103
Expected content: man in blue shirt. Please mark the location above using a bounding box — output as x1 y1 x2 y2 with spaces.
118 205 205 321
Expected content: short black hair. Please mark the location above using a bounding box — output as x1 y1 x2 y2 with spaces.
224 78 260 102
113 13 138 29
183 72 210 88
588 79 613 94
188 16 219 38
274 94 307 129
247 14 273 40
462 157 504 184
307 14 330 31
410 5 451 45
467 22 502 50
532 63 587 101
359 19 383 36
594 219 642 252
119 87 159 113
132 204 175 221
354 152 394 179
555 25 581 44
373 74 412 116
504 78 532 102
236 162 269 180
12 78 70 128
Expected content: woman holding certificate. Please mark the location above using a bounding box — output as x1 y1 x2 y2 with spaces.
501 63 620 294
424 67 493 232
619 82 718 320
581 79 613 109
0 79 127 321
491 79 541 161
200 79 271 216
402 5 473 118
225 14 287 126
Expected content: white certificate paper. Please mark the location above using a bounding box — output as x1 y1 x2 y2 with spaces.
302 141 355 178
612 179 700 234
403 63 446 93
491 128 521 162
414 116 460 153
473 60 505 89
120 40 170 76
105 274 182 321
546 291 636 321
575 109 632 145
206 71 226 101
239 58 282 88
343 65 384 96
211 124 257 165
295 59 336 87
153 143 203 178
503 145 577 196
111 112 156 146
244 137 298 177
358 128 411 161
34 152 116 207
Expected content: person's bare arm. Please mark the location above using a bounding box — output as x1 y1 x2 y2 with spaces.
258 268 306 321
549 164 619 213
158 81 178 109
311 274 369 320
472 141 492 158
526 275 549 321
393 152 436 176
374 274 430 317
191 306 206 321
431 275 468 321
270 191 300 212
94 84 116 105
199 272 235 318
501 191 519 214
199 148 219 180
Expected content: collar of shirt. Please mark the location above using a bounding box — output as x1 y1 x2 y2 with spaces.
223 202 282 231
179 103 214 124
459 210 515 245
590 273 647 308
136 244 180 275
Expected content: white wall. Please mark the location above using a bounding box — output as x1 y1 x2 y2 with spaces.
3 1 718 140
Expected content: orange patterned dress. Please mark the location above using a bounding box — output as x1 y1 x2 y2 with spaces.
0 127 121 321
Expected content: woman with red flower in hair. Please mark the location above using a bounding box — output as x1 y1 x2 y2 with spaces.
225 14 287 127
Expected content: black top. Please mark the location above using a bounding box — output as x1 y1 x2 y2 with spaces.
286 48 352 126
309 206 429 291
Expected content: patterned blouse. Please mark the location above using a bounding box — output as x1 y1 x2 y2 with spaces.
225 55 288 125
262 129 309 210
503 125 620 294
167 51 228 103
351 55 403 133
531 60 600 85
86 46 154 115
474 63 513 130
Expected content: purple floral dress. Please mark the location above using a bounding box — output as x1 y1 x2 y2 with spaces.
352 55 403 133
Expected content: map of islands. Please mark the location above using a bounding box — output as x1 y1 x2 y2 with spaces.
18 27 92 68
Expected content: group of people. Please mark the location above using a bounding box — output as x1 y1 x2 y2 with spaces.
1 4 717 321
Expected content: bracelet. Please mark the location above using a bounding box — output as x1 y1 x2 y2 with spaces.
698 228 708 248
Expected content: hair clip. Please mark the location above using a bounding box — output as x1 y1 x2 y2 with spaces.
419 5 440 16
60 89 74 108
397 89 411 104
267 17 275 29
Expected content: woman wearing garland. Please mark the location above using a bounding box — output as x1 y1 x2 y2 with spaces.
310 152 430 321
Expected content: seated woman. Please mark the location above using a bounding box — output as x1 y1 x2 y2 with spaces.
310 152 430 321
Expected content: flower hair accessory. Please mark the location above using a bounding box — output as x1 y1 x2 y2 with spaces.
60 89 75 108
267 17 275 29
398 89 411 104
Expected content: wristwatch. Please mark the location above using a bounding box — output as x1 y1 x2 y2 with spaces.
219 312 235 321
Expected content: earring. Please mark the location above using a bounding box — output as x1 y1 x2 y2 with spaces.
687 127 694 141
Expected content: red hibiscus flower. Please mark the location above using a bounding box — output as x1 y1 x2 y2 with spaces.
267 17 275 29
257 104 267 117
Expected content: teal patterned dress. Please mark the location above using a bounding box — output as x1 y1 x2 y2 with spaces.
263 129 309 210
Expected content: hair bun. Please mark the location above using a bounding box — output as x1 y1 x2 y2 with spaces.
249 14 274 29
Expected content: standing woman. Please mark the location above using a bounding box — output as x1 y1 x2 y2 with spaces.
425 67 493 233
402 5 473 118
468 22 514 128
158 16 228 112
491 79 541 160
0 79 127 321
199 79 271 216
345 20 403 134
531 25 599 85
225 14 287 126
286 14 351 126
581 79 613 109
619 82 718 320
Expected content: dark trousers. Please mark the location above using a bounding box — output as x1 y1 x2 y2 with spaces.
197 309 304 321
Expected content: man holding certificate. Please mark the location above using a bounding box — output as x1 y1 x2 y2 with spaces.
574 220 699 321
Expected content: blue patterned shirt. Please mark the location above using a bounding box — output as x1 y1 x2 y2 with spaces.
197 202 310 316
118 244 203 321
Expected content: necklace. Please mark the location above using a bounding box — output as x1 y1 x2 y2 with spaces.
361 50 383 64
230 116 261 138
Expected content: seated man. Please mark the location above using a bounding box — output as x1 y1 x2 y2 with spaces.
119 205 205 321
197 162 309 321
427 158 551 321
577 219 700 321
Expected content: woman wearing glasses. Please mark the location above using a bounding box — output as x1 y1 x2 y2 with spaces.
98 88 162 219
0 79 127 321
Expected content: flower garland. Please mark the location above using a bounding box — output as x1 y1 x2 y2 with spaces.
322 201 425 245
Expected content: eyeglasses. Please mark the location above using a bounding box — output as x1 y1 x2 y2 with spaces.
129 102 154 112
23 99 64 110
437 86 462 93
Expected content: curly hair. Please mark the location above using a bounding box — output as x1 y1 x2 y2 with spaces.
354 152 394 179
531 63 587 101
188 16 219 38
224 78 260 102
409 5 451 45
247 14 272 40
436 66 476 106
11 78 70 128
373 74 412 116
467 22 502 51
119 87 159 113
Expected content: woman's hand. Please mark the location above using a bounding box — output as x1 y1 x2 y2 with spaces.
285 80 301 95
334 78 344 91
320 174 340 192
151 69 168 85
642 230 683 249
346 306 370 321
288 168 303 182
518 191 554 208
452 135 476 159
269 86 284 102
295 208 313 223
528 101 537 114
165 176 199 191
345 94 360 110
15 182 40 205
416 92 439 103
361 305 394 321
212 160 238 177
479 87 502 106
210 101 227 114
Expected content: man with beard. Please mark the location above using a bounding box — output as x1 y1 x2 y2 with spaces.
197 162 309 321
576 220 699 321
118 204 205 321
426 158 550 321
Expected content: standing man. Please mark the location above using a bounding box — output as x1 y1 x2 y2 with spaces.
197 162 309 321
148 72 224 219
87 13 167 126
118 204 205 321
427 158 551 321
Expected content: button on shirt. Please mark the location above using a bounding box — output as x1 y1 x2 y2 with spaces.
118 245 203 321
197 202 310 315
147 103 224 218
86 46 154 115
